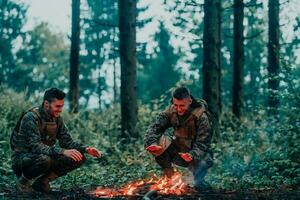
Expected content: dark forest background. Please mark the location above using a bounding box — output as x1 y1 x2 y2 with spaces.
0 0 299 192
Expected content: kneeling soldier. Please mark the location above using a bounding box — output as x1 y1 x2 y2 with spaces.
10 88 102 193
144 87 213 190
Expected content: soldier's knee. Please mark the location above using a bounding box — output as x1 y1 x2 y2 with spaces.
36 155 52 170
63 154 86 168
199 155 213 168
12 163 22 178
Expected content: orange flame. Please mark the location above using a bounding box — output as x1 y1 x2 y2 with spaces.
90 172 193 197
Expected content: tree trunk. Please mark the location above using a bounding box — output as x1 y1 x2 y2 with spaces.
119 0 138 139
113 55 118 104
232 0 244 118
267 0 280 115
69 0 80 113
0 0 7 84
202 0 222 137
113 28 118 104
97 67 102 111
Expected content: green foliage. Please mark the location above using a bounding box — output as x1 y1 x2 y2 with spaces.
16 22 69 93
209 110 300 189
0 0 27 87
80 0 118 107
0 88 299 191
0 87 160 189
138 22 181 103
0 86 30 188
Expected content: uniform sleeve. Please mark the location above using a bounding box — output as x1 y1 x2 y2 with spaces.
188 112 212 161
56 118 87 153
20 112 64 155
144 111 172 148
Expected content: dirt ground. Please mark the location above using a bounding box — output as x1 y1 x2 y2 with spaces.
1 187 300 200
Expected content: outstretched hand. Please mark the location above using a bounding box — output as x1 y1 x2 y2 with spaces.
146 145 164 156
86 147 102 158
179 153 193 162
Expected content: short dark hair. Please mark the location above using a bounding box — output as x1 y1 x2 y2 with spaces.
172 86 191 100
43 88 66 103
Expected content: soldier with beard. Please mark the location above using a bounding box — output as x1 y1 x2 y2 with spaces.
10 88 102 193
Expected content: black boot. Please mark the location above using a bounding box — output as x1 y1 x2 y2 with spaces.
32 172 58 193
194 181 212 192
16 174 34 193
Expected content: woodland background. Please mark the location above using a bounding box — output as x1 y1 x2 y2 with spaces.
0 0 299 192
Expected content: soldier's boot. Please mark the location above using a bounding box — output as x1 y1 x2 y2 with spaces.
32 172 58 193
163 167 175 178
194 181 212 192
193 169 212 191
16 174 34 193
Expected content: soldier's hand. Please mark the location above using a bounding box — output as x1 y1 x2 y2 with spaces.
63 149 83 161
179 153 193 162
86 147 102 158
146 145 163 156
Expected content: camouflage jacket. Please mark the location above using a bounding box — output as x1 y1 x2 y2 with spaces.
10 107 87 156
144 100 212 161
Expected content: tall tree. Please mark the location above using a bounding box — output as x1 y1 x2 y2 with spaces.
138 22 180 103
162 0 205 96
202 0 222 137
232 0 244 118
244 1 265 110
69 0 80 113
81 0 117 108
119 0 138 139
267 0 280 115
17 23 69 93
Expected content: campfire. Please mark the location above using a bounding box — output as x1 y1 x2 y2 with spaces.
89 171 196 198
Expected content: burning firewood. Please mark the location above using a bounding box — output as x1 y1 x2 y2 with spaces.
89 171 195 198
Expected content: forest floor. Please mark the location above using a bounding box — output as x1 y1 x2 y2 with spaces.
0 186 300 200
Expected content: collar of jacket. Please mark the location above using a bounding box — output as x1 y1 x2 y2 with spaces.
38 106 56 122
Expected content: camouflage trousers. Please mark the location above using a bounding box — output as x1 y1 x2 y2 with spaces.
11 153 86 180
155 142 213 186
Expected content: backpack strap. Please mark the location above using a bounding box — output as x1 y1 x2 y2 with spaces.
188 107 206 139
14 107 44 133
164 105 179 127
30 108 45 133
191 107 206 121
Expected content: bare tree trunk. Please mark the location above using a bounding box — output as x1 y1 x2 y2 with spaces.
119 0 138 139
113 56 118 104
69 0 80 113
232 0 244 118
202 0 221 138
113 28 118 104
97 66 102 111
248 49 257 108
268 0 280 115
0 0 7 84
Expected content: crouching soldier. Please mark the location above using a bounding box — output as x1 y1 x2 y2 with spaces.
144 87 213 190
10 88 102 193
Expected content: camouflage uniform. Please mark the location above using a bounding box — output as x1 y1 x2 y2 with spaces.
144 100 213 186
10 107 87 180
